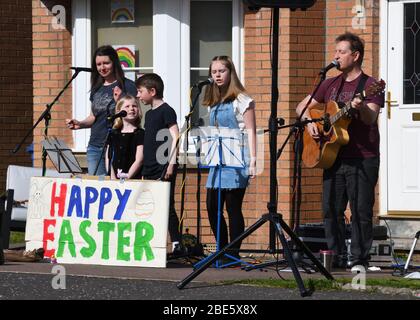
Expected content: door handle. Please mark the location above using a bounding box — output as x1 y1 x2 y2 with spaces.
386 91 398 119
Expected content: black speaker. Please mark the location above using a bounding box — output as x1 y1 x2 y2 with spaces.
243 0 316 10
0 203 4 265
0 233 3 265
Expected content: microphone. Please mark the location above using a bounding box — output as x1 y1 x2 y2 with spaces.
319 60 340 75
193 78 214 90
70 67 92 72
192 117 204 128
323 113 331 132
107 110 127 122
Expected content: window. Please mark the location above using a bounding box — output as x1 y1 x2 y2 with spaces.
91 0 153 127
91 0 153 78
72 0 243 151
190 0 233 125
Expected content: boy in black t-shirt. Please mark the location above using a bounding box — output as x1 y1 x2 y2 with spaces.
135 73 184 256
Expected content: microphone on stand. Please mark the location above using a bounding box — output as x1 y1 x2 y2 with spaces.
319 60 340 75
192 117 204 128
70 67 92 72
193 78 214 90
107 110 127 122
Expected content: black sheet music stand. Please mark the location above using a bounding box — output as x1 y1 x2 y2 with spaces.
41 137 83 175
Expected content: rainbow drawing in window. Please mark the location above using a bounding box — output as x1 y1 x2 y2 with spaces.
113 45 136 81
111 0 134 23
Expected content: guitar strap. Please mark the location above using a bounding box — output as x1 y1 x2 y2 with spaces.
353 72 369 99
334 72 369 105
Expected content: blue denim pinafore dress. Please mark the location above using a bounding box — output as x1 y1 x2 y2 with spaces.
205 101 250 189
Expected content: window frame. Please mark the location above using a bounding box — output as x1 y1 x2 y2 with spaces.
71 0 243 152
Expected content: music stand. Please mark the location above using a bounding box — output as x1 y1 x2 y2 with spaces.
191 126 254 269
41 137 83 175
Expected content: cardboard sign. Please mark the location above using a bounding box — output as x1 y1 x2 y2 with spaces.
25 177 170 268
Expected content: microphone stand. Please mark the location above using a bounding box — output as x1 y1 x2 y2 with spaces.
284 67 331 232
297 67 330 124
13 69 83 176
184 85 205 257
94 117 114 176
93 111 127 176
167 83 206 260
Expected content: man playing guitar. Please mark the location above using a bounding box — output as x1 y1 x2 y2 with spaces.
296 32 384 269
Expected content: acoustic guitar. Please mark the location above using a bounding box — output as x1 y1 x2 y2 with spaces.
302 79 385 169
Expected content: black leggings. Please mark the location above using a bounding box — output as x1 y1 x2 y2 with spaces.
206 188 246 254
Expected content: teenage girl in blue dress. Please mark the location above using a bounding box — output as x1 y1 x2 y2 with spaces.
202 56 257 258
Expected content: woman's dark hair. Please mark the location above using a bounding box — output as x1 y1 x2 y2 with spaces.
91 45 126 93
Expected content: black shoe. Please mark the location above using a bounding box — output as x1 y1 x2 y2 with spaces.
346 259 369 269
167 243 188 260
332 255 347 269
332 260 347 269
173 243 188 257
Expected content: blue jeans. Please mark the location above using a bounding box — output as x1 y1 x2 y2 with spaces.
322 157 379 261
87 145 107 176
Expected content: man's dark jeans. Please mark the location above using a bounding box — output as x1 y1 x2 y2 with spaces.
322 156 379 262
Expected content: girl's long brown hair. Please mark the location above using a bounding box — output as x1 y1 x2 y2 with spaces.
202 56 246 107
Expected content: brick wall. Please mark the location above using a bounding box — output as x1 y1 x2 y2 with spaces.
179 3 272 247
192 1 329 250
286 1 327 227
325 0 381 78
0 0 33 191
32 0 72 168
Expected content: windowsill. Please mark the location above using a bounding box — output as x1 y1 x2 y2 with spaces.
378 213 420 220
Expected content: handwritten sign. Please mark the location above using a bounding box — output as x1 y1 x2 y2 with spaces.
25 177 170 267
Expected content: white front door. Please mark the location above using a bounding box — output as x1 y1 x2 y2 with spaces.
384 0 420 214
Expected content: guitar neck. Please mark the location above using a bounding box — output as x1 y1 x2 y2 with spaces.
329 91 366 125
330 102 352 125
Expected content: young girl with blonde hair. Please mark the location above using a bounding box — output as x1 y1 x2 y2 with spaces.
107 95 144 179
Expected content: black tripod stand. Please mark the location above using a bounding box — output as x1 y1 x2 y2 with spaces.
242 116 324 274
177 7 333 296
167 84 207 261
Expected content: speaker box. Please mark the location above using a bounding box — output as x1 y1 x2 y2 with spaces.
243 0 316 10
294 223 389 254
